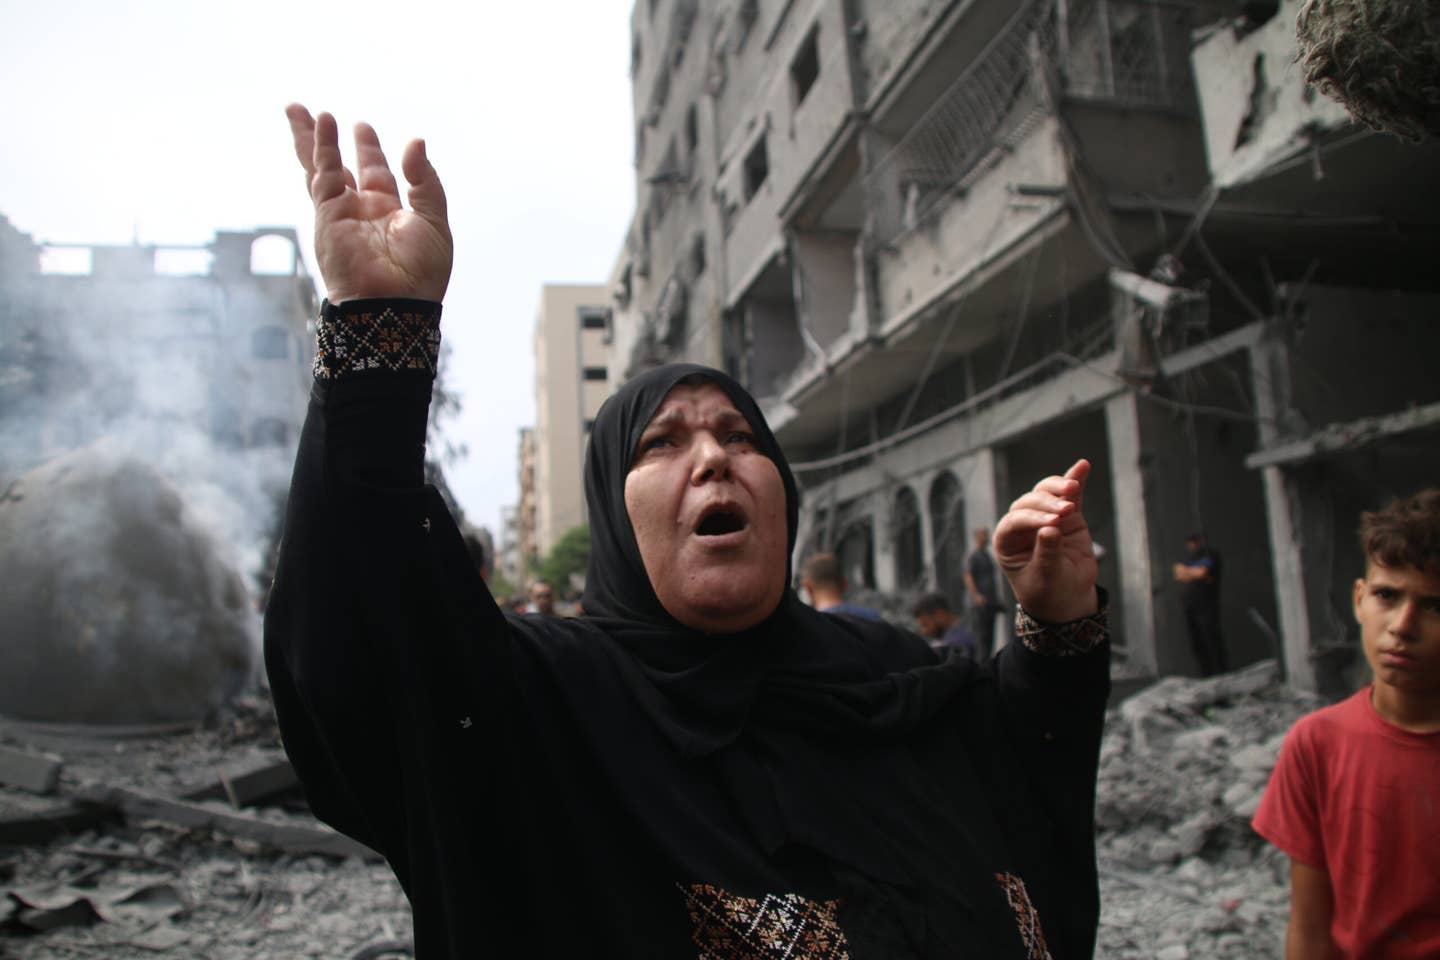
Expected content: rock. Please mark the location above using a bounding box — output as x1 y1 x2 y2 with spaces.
1156 942 1190 960
1223 782 1265 819
1231 733 1287 775
1173 724 1228 757
0 444 255 724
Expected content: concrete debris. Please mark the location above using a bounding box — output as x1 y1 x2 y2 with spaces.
0 695 411 959
1 662 1327 958
0 744 62 795
1097 660 1325 959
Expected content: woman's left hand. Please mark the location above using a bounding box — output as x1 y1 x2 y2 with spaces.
993 459 1099 623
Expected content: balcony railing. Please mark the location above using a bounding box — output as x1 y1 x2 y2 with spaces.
864 0 1194 246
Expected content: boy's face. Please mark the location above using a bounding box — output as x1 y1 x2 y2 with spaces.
1353 562 1440 696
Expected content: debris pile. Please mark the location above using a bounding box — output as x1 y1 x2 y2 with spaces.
3 662 1332 958
0 697 411 959
1096 660 1325 960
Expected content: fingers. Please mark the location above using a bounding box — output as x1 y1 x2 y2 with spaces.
1063 458 1091 513
309 111 349 205
354 122 402 200
285 103 317 179
402 139 449 227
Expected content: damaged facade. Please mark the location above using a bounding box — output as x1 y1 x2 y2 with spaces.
608 0 1440 692
0 218 316 471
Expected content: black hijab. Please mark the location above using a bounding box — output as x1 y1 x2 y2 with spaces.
545 363 1041 957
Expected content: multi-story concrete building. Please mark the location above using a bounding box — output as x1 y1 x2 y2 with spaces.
532 284 613 558
0 217 315 469
608 0 1440 692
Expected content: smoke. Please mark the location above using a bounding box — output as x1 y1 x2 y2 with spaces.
0 231 313 720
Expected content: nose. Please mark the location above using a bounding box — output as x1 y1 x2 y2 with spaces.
690 432 730 484
1390 598 1419 638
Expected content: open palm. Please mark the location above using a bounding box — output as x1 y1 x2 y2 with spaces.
286 104 453 304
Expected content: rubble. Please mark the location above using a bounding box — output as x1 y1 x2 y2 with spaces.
1097 660 1325 959
1 662 1330 958
1 695 411 960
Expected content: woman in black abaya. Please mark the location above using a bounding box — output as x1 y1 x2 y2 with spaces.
266 106 1110 960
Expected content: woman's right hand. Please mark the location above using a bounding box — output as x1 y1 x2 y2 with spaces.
285 104 453 304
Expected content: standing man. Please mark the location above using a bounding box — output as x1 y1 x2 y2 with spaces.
965 527 1000 659
1174 532 1226 676
801 552 883 620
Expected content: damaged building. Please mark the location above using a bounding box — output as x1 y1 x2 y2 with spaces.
0 218 317 724
607 0 1440 693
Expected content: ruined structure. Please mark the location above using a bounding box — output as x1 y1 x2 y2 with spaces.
608 0 1440 692
0 217 317 723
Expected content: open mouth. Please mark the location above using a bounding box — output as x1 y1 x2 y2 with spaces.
696 506 747 537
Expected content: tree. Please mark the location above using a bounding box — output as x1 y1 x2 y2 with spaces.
537 525 590 597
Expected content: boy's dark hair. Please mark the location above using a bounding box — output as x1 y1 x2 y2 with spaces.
912 592 952 618
802 552 844 588
1359 487 1440 575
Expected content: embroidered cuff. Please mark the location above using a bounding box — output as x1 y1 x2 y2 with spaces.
313 298 442 381
1015 586 1109 656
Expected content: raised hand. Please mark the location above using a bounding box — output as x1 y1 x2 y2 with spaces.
285 104 453 304
994 459 1099 623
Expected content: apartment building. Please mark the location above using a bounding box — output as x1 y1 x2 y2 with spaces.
532 284 613 558
608 0 1440 692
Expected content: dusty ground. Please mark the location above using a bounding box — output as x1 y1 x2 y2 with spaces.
1 663 1318 959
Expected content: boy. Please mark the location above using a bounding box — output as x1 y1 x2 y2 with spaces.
1252 488 1440 959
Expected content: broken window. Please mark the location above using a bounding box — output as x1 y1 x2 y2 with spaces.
743 136 769 202
791 25 820 106
582 366 608 381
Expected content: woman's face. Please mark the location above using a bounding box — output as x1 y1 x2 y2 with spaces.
623 381 788 633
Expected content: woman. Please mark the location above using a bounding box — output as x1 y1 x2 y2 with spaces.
266 106 1110 959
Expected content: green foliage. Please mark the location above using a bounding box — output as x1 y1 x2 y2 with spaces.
537 524 591 596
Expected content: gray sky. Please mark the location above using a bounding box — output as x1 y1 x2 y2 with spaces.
0 0 638 540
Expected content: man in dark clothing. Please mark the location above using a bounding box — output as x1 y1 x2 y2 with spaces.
965 527 1001 660
1174 532 1226 676
912 592 979 658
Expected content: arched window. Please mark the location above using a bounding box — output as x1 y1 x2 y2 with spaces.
835 519 875 592
893 486 924 589
930 471 967 609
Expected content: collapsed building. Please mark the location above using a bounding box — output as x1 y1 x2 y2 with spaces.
0 218 317 723
606 0 1440 694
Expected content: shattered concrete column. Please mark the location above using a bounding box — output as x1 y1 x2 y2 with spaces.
1248 335 1317 692
1105 392 1160 675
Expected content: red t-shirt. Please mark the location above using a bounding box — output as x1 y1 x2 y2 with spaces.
1253 687 1440 959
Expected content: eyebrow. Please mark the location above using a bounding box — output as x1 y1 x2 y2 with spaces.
640 406 753 434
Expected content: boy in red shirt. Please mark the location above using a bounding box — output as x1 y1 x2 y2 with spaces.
1252 488 1440 959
